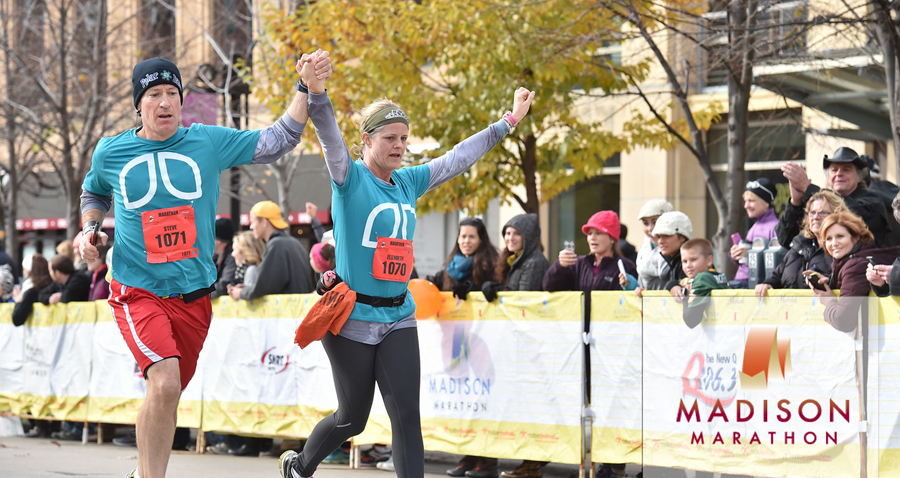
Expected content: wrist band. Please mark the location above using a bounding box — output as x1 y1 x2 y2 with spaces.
502 111 518 127
296 79 309 94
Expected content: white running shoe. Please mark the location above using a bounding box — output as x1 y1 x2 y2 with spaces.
376 457 395 472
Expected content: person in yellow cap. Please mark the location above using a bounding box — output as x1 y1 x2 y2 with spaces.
228 201 314 301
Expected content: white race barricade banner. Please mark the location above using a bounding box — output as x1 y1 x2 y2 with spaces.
642 291 873 477
200 294 336 437
0 303 25 413
875 295 900 476
0 302 93 421
590 291 643 466
354 292 584 464
87 301 146 424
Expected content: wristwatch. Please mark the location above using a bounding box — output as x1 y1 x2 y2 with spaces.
296 78 309 94
83 221 101 246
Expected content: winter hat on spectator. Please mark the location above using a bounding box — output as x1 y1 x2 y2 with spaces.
22 254 33 273
582 210 621 242
250 201 289 230
638 199 674 220
132 57 184 110
215 218 235 243
745 177 775 206
823 147 867 170
310 242 331 272
652 211 693 240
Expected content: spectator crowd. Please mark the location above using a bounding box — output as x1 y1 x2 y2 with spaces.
8 145 900 478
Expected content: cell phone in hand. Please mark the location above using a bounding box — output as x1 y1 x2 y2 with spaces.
867 256 876 266
617 259 627 277
804 271 826 291
564 241 575 252
731 233 742 245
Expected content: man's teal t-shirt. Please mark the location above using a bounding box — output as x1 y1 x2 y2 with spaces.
332 159 431 323
82 125 259 297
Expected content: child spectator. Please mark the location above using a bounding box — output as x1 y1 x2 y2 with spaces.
679 239 728 328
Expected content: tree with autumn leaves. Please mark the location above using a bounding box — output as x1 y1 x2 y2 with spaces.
252 1 677 216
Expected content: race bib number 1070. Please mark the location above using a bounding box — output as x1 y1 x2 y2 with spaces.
372 237 413 282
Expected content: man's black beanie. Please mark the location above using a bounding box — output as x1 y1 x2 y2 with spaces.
132 58 183 110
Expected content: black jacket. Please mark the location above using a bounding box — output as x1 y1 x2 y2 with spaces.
662 251 686 291
502 214 549 292
38 271 91 305
211 243 236 299
776 184 893 247
761 235 832 289
240 231 314 299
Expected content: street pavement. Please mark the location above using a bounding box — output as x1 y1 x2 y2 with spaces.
0 434 592 478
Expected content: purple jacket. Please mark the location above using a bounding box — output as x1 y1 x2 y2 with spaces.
734 208 779 282
543 253 638 293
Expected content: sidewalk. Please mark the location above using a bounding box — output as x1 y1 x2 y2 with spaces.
0 434 593 478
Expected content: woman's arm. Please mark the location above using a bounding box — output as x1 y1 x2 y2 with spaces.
425 88 534 192
542 260 577 292
301 50 352 187
824 259 869 332
251 53 333 165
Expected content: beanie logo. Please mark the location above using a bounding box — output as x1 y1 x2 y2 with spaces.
140 72 159 89
139 70 182 90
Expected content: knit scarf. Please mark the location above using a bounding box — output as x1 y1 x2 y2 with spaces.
234 263 247 285
507 250 522 267
447 252 472 281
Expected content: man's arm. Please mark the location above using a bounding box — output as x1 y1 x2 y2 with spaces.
80 189 111 265
250 53 333 165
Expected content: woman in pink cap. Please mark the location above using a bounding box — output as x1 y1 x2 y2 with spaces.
539 210 636 478
543 210 638 293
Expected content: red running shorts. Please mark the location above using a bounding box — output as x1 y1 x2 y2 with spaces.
108 279 212 389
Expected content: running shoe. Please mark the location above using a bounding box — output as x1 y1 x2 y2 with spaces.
322 447 350 464
279 450 298 478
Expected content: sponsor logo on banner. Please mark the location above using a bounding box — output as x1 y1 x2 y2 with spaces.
739 325 791 390
429 324 493 413
261 347 290 374
677 325 850 446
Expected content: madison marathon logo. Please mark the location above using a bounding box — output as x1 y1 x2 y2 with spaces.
739 325 791 390
430 324 493 413
677 325 850 447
